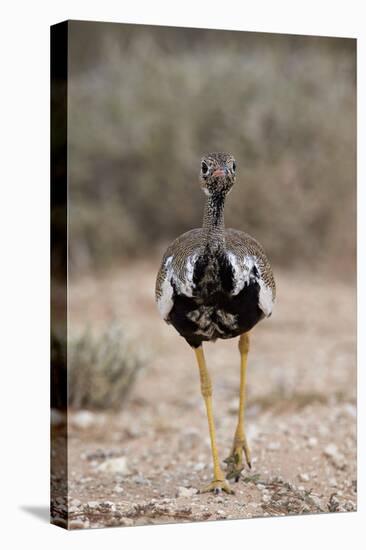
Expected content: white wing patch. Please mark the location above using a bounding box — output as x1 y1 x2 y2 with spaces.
157 256 174 320
227 252 274 317
227 253 255 295
157 254 198 320
176 253 197 297
257 279 274 317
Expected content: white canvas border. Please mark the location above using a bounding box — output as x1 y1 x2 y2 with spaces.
0 1 363 549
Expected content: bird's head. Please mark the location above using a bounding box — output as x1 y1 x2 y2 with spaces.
199 152 236 197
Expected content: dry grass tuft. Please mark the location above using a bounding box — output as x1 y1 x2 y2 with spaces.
68 326 147 410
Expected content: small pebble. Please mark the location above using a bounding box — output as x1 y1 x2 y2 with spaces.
176 486 198 498
324 444 345 468
69 519 87 529
299 473 310 482
324 443 339 458
342 403 356 418
68 506 79 513
310 495 323 508
97 457 130 475
71 411 96 429
86 501 99 508
267 442 280 451
131 474 150 485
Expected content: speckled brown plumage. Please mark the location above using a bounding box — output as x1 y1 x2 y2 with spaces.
156 227 275 305
155 152 275 347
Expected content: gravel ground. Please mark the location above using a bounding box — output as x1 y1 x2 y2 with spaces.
51 260 357 529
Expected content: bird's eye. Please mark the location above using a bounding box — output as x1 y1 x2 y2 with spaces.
232 162 236 172
201 161 209 175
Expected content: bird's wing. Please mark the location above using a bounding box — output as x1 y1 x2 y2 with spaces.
225 228 276 317
156 228 276 320
155 228 203 320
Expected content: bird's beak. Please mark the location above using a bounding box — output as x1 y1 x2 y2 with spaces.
212 168 227 178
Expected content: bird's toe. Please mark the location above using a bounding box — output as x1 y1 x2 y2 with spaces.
199 479 234 495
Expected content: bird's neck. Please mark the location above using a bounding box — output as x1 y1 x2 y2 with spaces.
202 191 226 251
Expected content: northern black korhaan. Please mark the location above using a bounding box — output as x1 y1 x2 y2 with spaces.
156 152 276 494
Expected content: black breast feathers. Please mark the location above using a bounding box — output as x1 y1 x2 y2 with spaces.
168 250 264 348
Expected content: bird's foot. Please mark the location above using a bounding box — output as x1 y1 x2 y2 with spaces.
199 478 234 495
224 438 251 482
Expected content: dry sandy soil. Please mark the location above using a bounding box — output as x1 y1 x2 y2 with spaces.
51 260 356 529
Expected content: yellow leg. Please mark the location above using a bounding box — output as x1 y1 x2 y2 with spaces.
225 333 251 481
194 346 233 494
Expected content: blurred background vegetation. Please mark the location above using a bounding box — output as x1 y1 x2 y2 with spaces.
68 21 356 277
67 326 146 410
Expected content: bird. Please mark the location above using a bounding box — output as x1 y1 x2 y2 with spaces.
155 152 275 494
